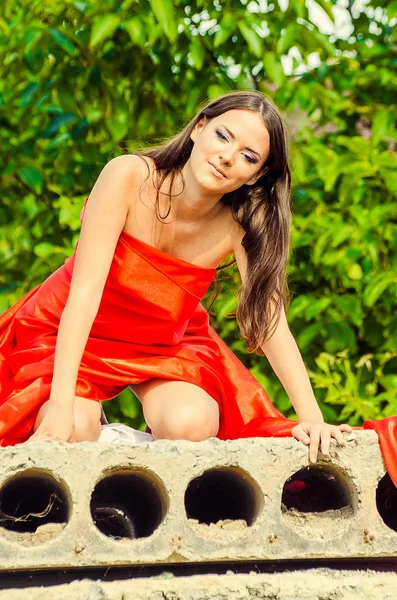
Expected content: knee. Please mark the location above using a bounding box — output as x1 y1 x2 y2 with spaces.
73 399 102 442
73 414 102 442
153 403 219 442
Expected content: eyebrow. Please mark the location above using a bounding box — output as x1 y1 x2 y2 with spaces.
220 124 262 158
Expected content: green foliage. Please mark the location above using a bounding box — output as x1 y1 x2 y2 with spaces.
0 0 396 427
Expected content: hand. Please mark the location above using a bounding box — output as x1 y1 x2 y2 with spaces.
28 403 75 443
292 421 353 463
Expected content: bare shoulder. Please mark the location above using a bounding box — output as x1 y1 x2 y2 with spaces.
107 154 154 182
106 154 158 213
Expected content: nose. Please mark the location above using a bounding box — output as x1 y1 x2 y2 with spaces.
219 150 234 166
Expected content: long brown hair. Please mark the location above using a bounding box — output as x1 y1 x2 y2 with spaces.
128 90 292 356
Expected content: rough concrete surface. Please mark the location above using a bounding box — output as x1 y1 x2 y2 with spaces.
0 432 396 570
1 569 397 599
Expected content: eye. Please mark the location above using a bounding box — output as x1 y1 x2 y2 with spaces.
216 129 258 164
244 155 257 164
216 129 228 141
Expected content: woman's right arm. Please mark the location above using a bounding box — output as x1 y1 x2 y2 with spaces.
48 154 142 409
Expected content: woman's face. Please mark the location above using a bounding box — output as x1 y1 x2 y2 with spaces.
189 109 271 193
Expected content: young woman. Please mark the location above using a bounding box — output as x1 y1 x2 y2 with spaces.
2 89 393 473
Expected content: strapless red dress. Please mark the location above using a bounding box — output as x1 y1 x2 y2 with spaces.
0 197 396 486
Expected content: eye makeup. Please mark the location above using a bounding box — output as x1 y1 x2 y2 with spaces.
215 129 258 164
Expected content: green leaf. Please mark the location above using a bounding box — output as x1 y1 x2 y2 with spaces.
315 353 333 373
276 24 298 55
288 295 312 320
238 22 263 59
214 13 236 48
363 273 397 307
34 243 56 258
379 375 397 391
305 297 331 320
380 168 397 195
312 0 335 24
149 0 178 43
292 0 306 19
307 29 334 56
250 364 272 388
298 322 322 349
386 0 397 19
324 323 356 353
19 83 39 108
90 14 120 48
334 295 363 327
339 161 376 179
263 53 285 87
19 166 43 193
124 18 146 46
336 135 372 155
372 109 390 146
190 37 205 70
275 389 292 413
119 391 140 419
207 84 226 100
347 263 363 281
219 295 238 318
49 28 77 56
105 97 130 142
330 225 355 248
313 231 333 265
57 84 79 113
0 293 11 314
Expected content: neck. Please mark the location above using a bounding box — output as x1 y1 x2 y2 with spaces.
160 162 223 223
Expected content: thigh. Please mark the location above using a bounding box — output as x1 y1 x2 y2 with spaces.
130 379 219 433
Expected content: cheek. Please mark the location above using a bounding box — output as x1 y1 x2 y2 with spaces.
191 138 206 162
197 132 215 155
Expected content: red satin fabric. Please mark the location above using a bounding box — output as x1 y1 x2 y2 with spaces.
0 197 396 487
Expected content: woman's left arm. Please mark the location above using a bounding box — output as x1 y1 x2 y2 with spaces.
233 234 352 462
261 307 323 423
261 307 352 461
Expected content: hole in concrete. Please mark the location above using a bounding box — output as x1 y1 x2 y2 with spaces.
0 469 69 538
185 466 263 528
282 464 353 513
90 468 168 541
376 472 397 532
281 464 356 538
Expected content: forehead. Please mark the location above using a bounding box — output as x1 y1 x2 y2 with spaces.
211 109 270 155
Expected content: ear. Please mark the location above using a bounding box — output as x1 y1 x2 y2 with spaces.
190 116 207 143
246 165 269 186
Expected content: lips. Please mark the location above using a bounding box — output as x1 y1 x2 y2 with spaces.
208 161 226 178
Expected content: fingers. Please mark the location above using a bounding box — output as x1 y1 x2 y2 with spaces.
27 431 63 443
294 423 353 464
292 425 310 445
320 428 331 457
340 423 353 433
331 426 346 446
309 427 321 463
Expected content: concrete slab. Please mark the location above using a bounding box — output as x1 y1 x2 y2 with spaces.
0 432 395 570
0 569 397 600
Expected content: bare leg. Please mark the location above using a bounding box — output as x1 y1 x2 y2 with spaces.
131 379 220 441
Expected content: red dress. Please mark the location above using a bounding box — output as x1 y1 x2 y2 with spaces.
0 197 396 486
